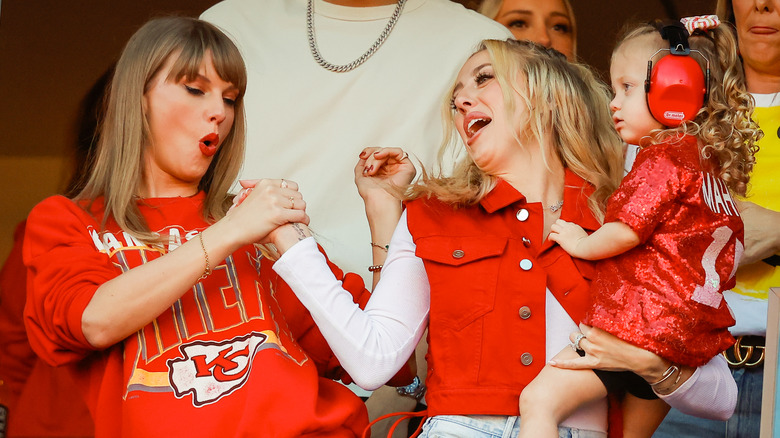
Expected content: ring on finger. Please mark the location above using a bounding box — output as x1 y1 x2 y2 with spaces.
280 179 288 189
289 196 295 208
572 333 586 351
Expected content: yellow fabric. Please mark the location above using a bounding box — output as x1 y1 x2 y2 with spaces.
733 104 780 299
726 101 780 336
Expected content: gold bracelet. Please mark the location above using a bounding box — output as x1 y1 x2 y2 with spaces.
370 242 389 252
198 233 211 280
368 264 383 272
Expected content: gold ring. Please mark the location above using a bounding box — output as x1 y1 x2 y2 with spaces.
289 196 295 208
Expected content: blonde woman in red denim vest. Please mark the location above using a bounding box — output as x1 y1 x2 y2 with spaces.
267 39 738 438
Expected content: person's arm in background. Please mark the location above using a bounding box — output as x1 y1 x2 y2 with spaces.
737 200 780 266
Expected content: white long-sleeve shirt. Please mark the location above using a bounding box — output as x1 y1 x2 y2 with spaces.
274 212 737 430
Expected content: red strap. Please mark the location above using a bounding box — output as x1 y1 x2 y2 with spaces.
361 409 428 438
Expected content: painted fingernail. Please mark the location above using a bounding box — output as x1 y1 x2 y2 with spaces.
359 151 367 158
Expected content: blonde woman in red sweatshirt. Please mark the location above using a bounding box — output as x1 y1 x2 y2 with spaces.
23 16 375 437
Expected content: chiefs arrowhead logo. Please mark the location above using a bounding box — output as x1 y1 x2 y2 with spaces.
168 331 268 406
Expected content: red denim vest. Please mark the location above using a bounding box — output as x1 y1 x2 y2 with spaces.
406 170 600 416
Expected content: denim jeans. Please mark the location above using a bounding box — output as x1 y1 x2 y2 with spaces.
417 415 606 438
653 366 763 438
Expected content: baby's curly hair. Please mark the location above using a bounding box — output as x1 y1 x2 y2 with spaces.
617 22 762 196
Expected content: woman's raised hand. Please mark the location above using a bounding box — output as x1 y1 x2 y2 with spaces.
226 178 309 245
354 147 416 204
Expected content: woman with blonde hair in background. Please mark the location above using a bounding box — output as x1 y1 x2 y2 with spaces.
479 0 577 60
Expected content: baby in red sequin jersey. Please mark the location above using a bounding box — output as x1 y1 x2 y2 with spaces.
518 17 762 438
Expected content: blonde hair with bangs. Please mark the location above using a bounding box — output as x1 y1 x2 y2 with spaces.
75 16 247 243
478 0 578 58
615 23 761 196
410 39 623 222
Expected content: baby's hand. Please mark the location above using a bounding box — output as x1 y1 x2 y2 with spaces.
549 219 588 257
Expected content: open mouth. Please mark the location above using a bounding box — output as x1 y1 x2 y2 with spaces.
199 133 219 157
464 115 492 140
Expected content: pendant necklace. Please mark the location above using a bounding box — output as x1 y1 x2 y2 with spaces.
547 199 564 213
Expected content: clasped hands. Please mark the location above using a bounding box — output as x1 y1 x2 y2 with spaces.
229 147 414 253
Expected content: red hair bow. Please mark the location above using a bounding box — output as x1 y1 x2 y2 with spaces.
680 15 720 35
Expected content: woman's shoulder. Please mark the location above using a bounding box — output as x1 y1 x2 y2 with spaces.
406 194 452 211
29 195 101 223
29 195 81 218
26 196 104 252
405 195 469 223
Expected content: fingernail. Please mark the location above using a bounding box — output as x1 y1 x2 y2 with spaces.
548 360 557 365
359 151 367 158
368 165 373 172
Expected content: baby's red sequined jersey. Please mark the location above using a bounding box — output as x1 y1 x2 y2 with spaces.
585 135 740 367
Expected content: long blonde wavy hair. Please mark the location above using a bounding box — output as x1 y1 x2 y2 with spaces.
615 22 761 196
75 17 247 243
408 39 624 222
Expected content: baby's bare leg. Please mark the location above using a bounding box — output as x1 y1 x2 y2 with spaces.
518 347 607 438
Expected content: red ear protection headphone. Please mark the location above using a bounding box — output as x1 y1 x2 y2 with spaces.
644 21 710 127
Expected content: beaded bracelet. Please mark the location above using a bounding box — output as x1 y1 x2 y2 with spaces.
198 233 212 281
368 264 383 272
370 242 389 252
